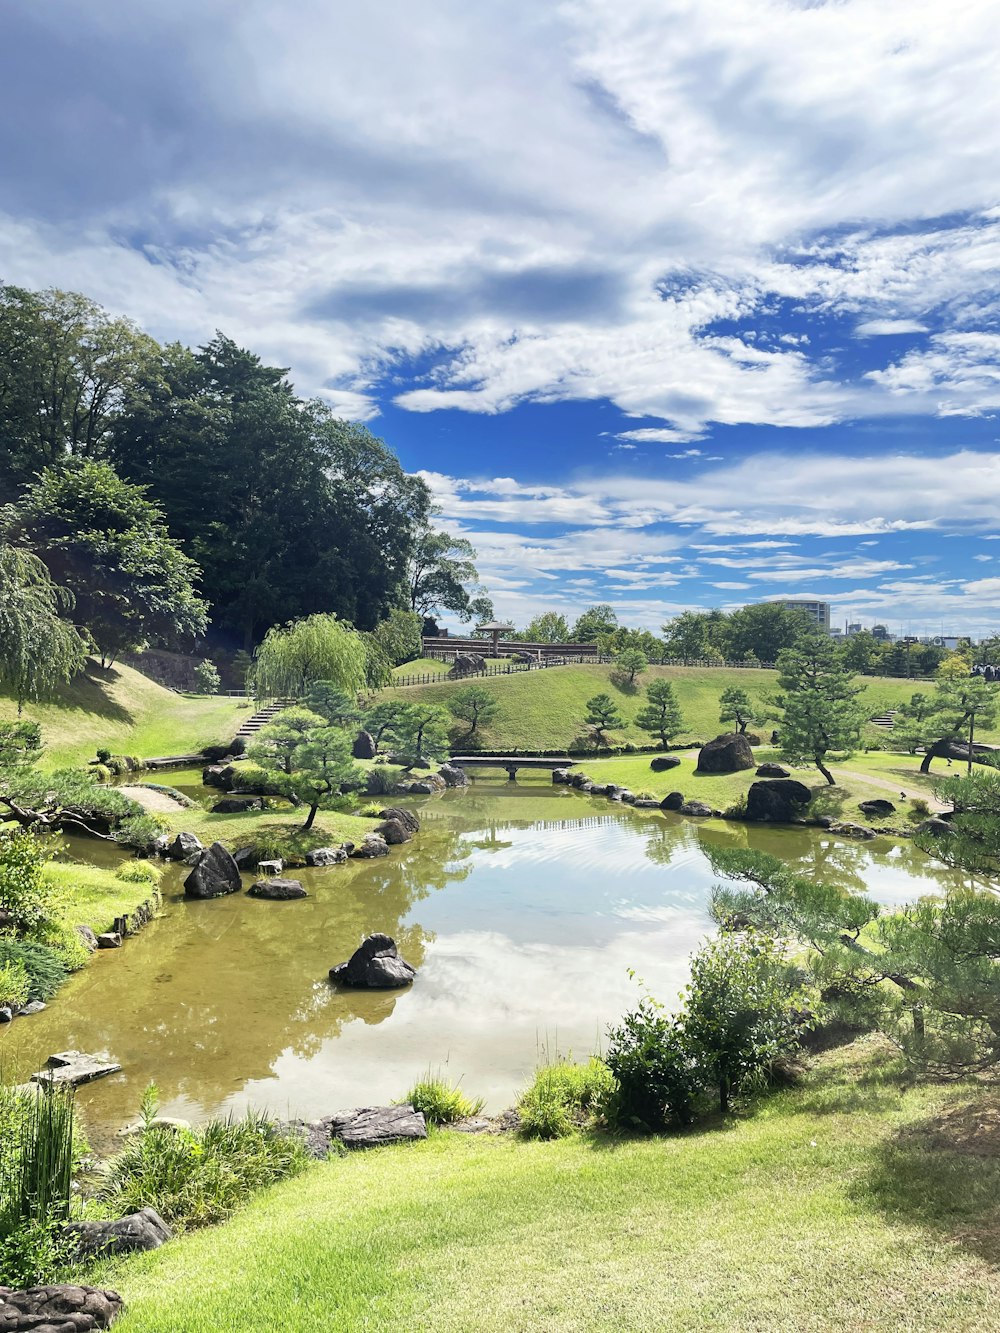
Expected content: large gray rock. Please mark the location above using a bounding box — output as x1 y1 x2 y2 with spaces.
166 831 203 862
680 801 714 817
75 924 99 953
66 1207 172 1259
447 653 487 677
438 763 469 788
352 730 377 760
329 933 416 988
32 1051 121 1088
377 807 420 836
917 816 953 838
350 833 389 859
746 779 812 823
859 798 896 818
184 841 242 899
650 755 681 771
248 878 308 901
661 791 685 811
697 733 755 774
305 846 348 867
328 1104 427 1149
210 796 262 813
829 821 877 840
552 768 571 784
755 762 790 778
232 846 260 871
0 1284 124 1330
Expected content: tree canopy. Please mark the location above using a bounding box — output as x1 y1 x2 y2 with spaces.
773 629 864 784
251 615 373 700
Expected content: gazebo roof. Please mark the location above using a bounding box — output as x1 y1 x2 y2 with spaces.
476 620 515 631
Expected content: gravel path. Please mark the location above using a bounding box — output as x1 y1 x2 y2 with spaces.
119 784 189 813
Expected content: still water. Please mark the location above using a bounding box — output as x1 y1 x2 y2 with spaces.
0 778 966 1144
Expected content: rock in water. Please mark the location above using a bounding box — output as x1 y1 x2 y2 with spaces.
166 831 203 861
32 1051 122 1087
329 933 416 988
438 763 469 787
377 807 420 835
660 791 685 811
184 841 242 899
696 733 755 774
66 1207 172 1258
352 729 377 759
350 833 389 858
248 878 308 900
746 779 812 823
327 1104 428 1149
305 846 348 867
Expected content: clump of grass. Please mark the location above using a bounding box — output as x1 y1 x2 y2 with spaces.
114 859 164 886
0 958 30 1010
360 802 386 818
0 1083 77 1286
517 1057 616 1139
0 938 69 1001
101 1084 311 1229
398 1072 484 1125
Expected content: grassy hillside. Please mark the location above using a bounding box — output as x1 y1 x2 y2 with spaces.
0 659 250 768
384 664 943 753
107 1040 1000 1331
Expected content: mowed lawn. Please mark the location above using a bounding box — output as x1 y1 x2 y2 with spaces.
0 659 250 768
384 663 951 753
106 1041 1000 1332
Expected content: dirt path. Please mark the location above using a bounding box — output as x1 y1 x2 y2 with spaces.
119 784 189 813
832 768 948 813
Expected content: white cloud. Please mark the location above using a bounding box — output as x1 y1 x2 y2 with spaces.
855 319 929 337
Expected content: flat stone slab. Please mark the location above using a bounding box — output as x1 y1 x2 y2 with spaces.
329 1104 427 1149
32 1051 122 1088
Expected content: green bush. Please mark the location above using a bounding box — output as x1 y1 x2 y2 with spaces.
365 764 403 796
95 749 112 764
399 1073 484 1125
0 939 69 1001
0 828 51 934
0 959 29 1010
517 1058 615 1139
605 999 702 1131
101 1085 311 1229
193 660 221 695
32 924 89 974
89 764 112 784
114 860 164 885
115 814 169 852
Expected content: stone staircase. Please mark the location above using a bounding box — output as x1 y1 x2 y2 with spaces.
869 710 898 729
235 700 294 741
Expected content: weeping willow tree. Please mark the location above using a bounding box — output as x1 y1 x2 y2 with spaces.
0 519 86 712
251 613 382 700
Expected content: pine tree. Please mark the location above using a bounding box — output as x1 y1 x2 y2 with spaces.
773 630 864 784
584 693 624 745
635 680 684 746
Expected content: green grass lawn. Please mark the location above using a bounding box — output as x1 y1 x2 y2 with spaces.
103 1039 1000 1332
0 659 249 769
382 664 952 754
43 860 157 935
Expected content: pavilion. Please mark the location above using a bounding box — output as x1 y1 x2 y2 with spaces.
475 619 515 655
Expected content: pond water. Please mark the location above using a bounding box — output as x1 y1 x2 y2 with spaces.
0 777 968 1147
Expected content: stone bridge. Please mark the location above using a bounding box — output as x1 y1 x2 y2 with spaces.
449 755 578 782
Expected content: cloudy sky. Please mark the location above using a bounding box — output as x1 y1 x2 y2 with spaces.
4 0 1000 634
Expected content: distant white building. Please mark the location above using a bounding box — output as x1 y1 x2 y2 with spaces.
763 599 831 631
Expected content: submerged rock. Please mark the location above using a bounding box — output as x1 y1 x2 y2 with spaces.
350 833 389 858
329 933 416 989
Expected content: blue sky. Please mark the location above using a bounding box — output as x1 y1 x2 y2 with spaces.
3 0 1000 635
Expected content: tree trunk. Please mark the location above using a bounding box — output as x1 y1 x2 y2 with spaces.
968 714 975 778
302 802 318 831
816 754 835 785
920 739 950 773
719 1076 730 1115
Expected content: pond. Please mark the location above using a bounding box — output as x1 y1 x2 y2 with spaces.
0 777 968 1147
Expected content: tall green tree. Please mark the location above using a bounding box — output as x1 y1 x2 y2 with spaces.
386 703 451 765
718 685 763 735
521 612 570 643
635 680 684 746
721 603 812 663
248 709 361 830
612 648 648 686
773 630 865 784
406 527 491 625
914 676 999 775
18 460 208 667
448 685 500 737
660 610 727 661
252 615 372 700
572 605 618 643
370 609 423 666
584 693 623 744
0 517 86 709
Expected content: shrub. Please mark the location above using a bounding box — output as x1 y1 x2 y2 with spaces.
89 764 112 784
605 999 702 1131
115 814 169 853
365 764 403 796
517 1058 615 1139
0 1083 76 1286
399 1073 484 1125
909 797 931 819
32 925 89 974
95 749 112 764
0 828 51 934
0 939 69 1001
101 1085 311 1229
0 959 30 1010
114 860 164 886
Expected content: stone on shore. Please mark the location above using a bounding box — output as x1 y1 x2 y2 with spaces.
661 791 685 811
328 1104 427 1149
329 933 416 989
350 832 389 858
0 1284 124 1330
65 1207 172 1260
165 831 203 862
438 763 469 787
697 733 755 774
746 779 812 823
305 846 348 867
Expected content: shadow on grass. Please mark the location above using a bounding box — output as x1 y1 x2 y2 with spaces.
851 1089 1000 1268
50 661 134 727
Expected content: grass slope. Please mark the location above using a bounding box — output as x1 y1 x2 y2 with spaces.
107 1041 1000 1332
43 861 155 935
0 660 250 768
383 664 946 753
